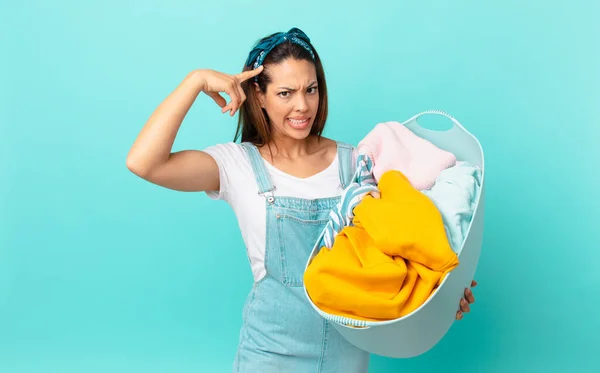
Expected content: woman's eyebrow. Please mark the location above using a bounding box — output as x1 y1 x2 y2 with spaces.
277 81 318 90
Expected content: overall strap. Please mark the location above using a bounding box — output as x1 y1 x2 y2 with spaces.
336 141 355 188
240 142 276 194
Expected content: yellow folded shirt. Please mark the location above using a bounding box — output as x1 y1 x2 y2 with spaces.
304 170 459 321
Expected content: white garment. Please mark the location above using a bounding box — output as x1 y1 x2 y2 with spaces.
203 142 349 282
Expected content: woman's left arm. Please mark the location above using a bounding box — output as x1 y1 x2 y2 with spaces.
456 280 477 320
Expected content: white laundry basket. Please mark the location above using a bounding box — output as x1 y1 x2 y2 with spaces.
303 110 486 358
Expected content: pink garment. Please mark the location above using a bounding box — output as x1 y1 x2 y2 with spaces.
357 121 457 190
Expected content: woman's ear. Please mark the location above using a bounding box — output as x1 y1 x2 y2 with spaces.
254 82 265 109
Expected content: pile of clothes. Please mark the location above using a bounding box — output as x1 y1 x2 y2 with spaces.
303 121 482 322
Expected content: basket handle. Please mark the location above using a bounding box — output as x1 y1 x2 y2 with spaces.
413 110 459 126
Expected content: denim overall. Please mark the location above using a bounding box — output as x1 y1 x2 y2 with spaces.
234 142 370 373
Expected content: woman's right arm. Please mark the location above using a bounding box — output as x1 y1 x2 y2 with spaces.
125 66 263 192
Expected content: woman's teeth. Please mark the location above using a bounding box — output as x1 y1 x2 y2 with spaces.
288 118 309 129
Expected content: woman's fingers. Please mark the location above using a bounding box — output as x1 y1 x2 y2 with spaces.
221 80 241 115
205 67 262 115
456 296 470 320
465 287 475 304
235 65 264 82
204 91 227 108
460 298 471 313
228 66 261 116
223 76 248 117
456 281 477 320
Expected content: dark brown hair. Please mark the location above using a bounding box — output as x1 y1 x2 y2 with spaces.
234 36 328 146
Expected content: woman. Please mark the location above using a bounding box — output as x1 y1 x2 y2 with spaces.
126 27 477 373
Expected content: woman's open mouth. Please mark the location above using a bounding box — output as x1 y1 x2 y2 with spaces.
287 117 311 130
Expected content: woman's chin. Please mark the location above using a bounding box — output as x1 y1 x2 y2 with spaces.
286 127 312 140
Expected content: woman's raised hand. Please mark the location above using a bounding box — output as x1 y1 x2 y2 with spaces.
195 66 264 117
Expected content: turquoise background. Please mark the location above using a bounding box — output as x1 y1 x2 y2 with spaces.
2 0 599 372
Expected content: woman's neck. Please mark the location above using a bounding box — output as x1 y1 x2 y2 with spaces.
262 134 318 161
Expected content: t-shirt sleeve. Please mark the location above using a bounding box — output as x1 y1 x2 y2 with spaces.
202 142 238 202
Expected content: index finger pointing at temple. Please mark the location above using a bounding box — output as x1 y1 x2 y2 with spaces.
235 65 264 82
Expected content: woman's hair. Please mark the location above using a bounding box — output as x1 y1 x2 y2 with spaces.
234 33 328 145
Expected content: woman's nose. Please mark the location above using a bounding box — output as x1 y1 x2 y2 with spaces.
294 93 309 112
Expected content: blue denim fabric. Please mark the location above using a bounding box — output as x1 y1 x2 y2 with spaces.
232 142 370 373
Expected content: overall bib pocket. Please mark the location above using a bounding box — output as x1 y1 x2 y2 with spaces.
276 212 330 287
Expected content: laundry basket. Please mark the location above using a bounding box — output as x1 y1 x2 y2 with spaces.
303 110 486 358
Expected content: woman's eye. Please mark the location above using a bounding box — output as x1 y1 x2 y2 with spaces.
307 87 317 94
278 91 289 97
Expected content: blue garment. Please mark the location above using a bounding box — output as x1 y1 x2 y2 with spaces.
423 161 482 252
235 142 370 373
317 153 379 249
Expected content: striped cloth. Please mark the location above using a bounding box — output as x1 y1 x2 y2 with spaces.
318 153 380 249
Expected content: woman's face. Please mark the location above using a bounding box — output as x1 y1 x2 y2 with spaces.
257 58 319 141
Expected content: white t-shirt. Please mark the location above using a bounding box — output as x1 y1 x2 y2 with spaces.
203 142 351 282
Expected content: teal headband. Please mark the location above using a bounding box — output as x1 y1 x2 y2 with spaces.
244 27 315 74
